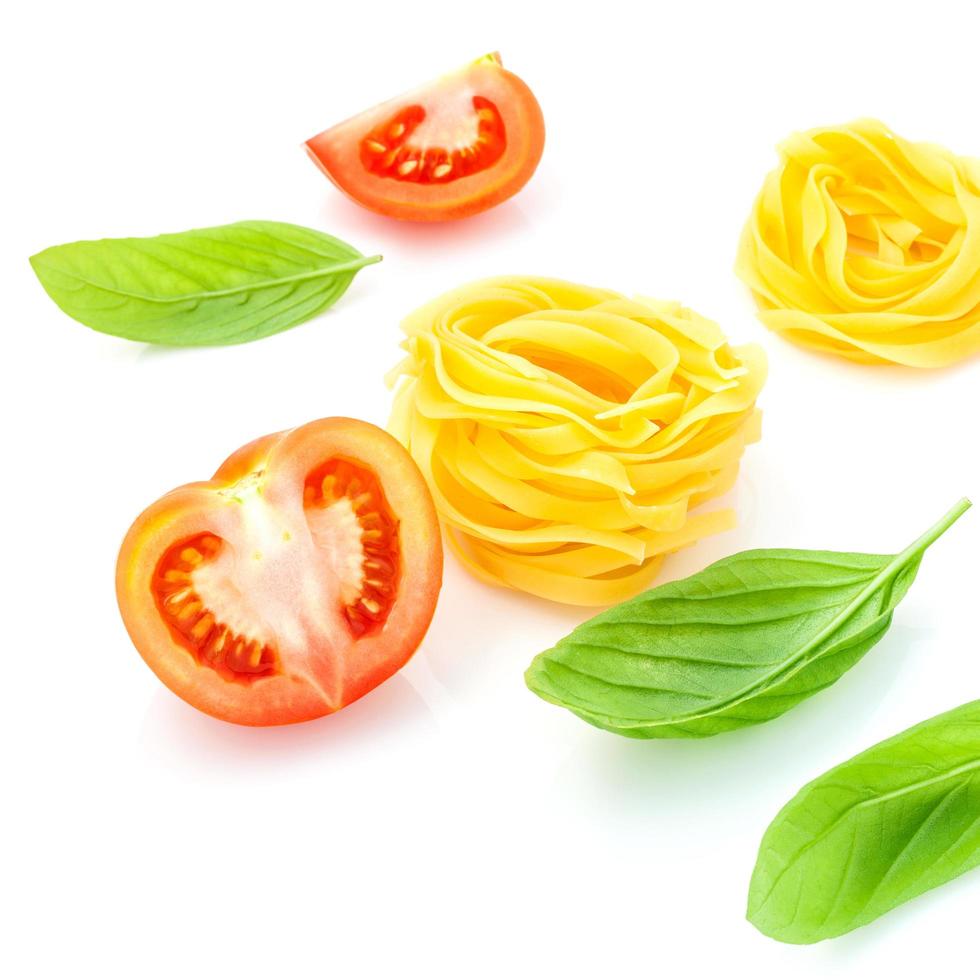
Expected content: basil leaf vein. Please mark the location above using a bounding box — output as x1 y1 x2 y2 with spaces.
524 499 970 738
748 698 980 943
29 220 381 345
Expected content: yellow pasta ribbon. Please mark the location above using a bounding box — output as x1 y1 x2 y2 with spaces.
736 118 980 367
387 277 766 605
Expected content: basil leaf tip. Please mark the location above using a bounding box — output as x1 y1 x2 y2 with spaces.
30 219 381 346
748 698 980 943
525 498 971 739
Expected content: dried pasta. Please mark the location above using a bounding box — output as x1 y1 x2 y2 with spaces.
387 277 766 605
736 118 980 367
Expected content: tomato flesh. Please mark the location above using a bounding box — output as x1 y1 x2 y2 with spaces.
153 532 278 682
117 418 442 726
303 457 400 637
359 97 506 184
306 54 545 222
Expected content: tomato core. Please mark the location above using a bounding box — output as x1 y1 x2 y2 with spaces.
150 453 405 679
359 97 506 184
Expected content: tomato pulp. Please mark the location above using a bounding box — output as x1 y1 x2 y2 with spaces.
305 53 545 221
116 418 443 726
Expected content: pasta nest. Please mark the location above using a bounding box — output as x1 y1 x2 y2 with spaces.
737 118 980 367
387 277 766 605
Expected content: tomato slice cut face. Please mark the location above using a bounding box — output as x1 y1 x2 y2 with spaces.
117 418 442 726
305 53 545 222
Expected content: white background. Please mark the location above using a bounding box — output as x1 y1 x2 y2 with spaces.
5 1 980 976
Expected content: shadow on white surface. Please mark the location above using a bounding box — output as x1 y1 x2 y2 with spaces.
315 173 559 263
138 670 435 771
561 623 925 821
418 549 587 695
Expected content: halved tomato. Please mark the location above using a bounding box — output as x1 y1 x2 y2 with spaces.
305 53 545 222
116 418 442 726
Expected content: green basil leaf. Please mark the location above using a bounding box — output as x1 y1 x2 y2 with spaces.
29 220 381 346
748 699 980 943
525 499 970 738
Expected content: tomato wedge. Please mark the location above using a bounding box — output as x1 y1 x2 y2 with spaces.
305 53 545 222
116 418 442 726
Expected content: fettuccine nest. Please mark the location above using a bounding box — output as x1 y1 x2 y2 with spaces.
737 119 980 367
387 277 766 605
